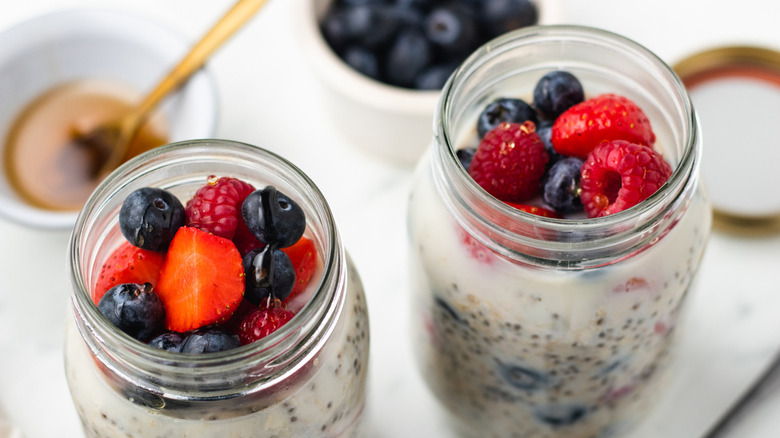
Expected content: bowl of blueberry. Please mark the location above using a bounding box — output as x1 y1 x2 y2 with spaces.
294 0 561 166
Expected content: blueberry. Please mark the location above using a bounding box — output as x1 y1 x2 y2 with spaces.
480 0 538 39
456 147 476 171
476 97 538 138
424 4 479 56
97 283 165 342
533 404 589 427
241 186 306 249
394 0 431 8
385 27 432 87
542 157 584 214
343 46 381 80
148 332 185 353
243 246 296 304
338 0 387 5
321 4 402 51
414 62 457 90
536 124 562 166
179 328 241 354
533 70 585 119
496 360 549 391
119 187 185 252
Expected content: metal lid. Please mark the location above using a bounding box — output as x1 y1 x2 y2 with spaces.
674 46 780 234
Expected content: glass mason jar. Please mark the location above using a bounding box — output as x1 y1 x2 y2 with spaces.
407 26 711 438
65 140 369 437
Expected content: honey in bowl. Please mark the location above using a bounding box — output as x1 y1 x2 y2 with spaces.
3 79 169 211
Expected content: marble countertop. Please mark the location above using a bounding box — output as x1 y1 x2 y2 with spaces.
1 1 780 437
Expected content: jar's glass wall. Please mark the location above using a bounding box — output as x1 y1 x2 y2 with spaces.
65 140 370 437
408 26 711 438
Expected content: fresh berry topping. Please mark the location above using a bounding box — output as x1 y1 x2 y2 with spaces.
242 246 296 305
155 226 245 332
93 242 165 304
237 302 295 345
119 187 185 252
480 0 538 39
542 157 585 214
97 282 165 342
241 186 306 248
505 203 561 218
551 93 656 159
477 98 538 139
468 121 549 202
179 327 241 354
579 140 672 218
456 147 476 171
535 123 562 167
281 236 318 301
185 176 256 240
148 332 186 352
532 70 585 120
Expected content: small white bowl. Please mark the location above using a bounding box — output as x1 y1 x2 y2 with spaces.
293 0 562 167
0 8 218 230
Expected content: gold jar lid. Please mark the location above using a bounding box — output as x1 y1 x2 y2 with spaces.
674 46 780 234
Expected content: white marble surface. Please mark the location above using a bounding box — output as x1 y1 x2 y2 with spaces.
1 1 779 437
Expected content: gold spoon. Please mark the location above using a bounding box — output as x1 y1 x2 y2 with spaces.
78 0 269 177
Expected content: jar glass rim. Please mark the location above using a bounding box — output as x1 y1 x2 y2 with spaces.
433 24 702 266
67 139 344 389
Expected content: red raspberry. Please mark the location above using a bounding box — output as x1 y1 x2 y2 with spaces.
185 176 255 240
468 121 549 202
580 140 672 218
552 93 656 159
237 301 295 345
505 203 561 218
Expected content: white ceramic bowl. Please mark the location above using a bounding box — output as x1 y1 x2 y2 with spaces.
0 8 218 230
293 0 562 167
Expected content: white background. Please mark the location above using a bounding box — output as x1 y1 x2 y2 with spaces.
1 0 780 437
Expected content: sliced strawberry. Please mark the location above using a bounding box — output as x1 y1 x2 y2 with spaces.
155 226 245 332
551 93 656 159
281 236 318 302
93 242 165 304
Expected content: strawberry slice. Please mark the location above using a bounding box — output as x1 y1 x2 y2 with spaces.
93 242 165 304
281 236 318 302
551 93 656 159
155 226 245 332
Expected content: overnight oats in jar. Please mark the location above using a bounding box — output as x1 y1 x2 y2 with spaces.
65 139 369 437
407 26 711 437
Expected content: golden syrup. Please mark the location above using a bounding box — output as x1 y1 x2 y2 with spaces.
3 79 169 211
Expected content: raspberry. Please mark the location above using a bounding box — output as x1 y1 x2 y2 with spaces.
505 203 561 218
237 301 295 345
579 140 672 218
185 176 255 240
468 121 549 202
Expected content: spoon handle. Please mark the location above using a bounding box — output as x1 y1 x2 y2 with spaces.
132 0 268 124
